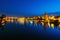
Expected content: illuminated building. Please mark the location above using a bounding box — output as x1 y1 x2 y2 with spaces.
0 13 60 29
17 17 25 24
43 12 49 22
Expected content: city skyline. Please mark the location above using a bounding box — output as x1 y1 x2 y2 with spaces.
0 13 60 29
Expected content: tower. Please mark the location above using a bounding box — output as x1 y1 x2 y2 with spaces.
44 12 49 22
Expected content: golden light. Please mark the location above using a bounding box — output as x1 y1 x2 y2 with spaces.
58 24 60 28
1 15 60 29
58 17 60 22
1 20 5 23
18 17 25 24
34 20 38 23
48 23 50 27
49 16 56 20
11 20 14 22
51 23 54 29
6 17 11 22
10 17 14 22
41 22 44 25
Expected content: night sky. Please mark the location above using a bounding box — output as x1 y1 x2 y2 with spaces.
0 0 60 40
0 0 60 16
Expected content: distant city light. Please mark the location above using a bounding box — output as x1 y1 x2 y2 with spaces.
30 21 33 24
0 13 60 29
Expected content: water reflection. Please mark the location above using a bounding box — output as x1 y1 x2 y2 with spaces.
0 14 60 30
23 20 60 30
0 14 7 31
1 18 60 30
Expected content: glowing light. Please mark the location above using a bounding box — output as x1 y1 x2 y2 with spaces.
49 16 56 20
2 23 5 26
18 17 25 24
58 24 60 28
41 22 44 25
30 21 33 24
11 20 14 22
34 20 38 23
1 14 60 29
58 17 60 22
1 21 5 23
48 23 50 27
51 24 54 29
10 17 14 22
6 17 11 22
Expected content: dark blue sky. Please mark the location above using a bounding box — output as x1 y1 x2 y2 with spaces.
0 0 60 16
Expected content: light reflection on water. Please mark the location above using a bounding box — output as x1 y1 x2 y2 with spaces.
0 22 60 39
